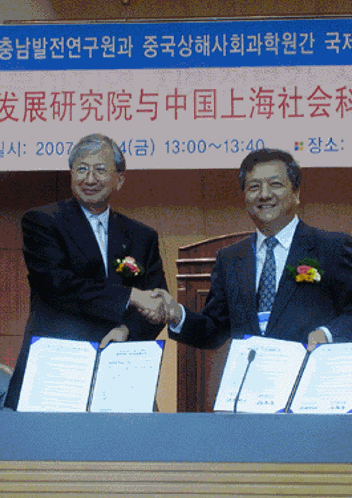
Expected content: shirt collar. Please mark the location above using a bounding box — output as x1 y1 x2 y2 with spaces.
80 204 110 231
256 215 300 252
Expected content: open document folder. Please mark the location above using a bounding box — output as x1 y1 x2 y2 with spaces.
17 337 164 413
214 336 352 414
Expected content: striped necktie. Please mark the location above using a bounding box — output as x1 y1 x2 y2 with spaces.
258 236 279 313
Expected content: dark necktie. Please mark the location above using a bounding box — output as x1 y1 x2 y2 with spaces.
258 237 279 313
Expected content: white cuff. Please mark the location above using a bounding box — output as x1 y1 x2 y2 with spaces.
320 326 333 343
169 304 186 334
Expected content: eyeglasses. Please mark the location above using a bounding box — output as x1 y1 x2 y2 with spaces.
72 164 115 179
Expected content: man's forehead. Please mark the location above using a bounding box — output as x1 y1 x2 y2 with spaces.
73 145 113 162
245 160 288 181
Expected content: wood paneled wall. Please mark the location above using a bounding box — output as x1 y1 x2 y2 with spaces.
48 0 352 21
0 172 58 370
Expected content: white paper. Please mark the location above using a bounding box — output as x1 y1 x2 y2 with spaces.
17 337 97 412
89 341 163 413
214 336 306 413
291 343 352 414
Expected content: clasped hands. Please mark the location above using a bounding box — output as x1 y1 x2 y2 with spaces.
130 288 181 326
130 288 328 351
99 289 179 349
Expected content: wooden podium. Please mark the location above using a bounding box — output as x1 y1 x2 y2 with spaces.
176 231 254 412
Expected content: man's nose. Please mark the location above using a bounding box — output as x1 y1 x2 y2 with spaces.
259 182 271 198
85 169 98 183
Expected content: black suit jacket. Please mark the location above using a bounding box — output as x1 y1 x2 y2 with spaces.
169 221 352 349
6 198 167 409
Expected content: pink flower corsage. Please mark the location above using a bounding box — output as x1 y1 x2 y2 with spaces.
113 256 144 278
286 258 324 283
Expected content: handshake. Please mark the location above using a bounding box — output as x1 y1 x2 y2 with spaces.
130 288 182 326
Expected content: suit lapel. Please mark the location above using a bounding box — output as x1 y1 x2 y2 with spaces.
107 210 133 277
61 198 106 278
266 221 317 335
235 235 261 335
61 199 133 279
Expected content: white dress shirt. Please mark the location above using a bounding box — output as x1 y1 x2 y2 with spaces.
255 216 299 293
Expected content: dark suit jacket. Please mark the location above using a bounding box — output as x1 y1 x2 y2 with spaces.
6 198 167 409
169 221 352 349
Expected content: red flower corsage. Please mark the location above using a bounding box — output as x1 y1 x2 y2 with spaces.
113 256 144 278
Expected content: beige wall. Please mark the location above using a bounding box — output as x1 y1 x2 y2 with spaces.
0 0 55 23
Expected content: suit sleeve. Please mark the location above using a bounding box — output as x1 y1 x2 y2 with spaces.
122 230 168 341
168 250 231 349
320 234 352 342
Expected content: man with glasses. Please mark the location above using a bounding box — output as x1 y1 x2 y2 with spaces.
5 133 167 410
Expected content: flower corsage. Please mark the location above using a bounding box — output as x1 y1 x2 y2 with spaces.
113 256 144 278
286 258 324 283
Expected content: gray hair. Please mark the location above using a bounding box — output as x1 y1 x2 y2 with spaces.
69 133 126 172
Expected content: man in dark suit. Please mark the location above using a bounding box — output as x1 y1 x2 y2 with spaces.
150 149 352 351
6 133 167 410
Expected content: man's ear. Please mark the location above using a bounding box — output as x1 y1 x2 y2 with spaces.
294 188 300 206
116 172 125 192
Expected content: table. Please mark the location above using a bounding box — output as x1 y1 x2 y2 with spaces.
1 413 351 497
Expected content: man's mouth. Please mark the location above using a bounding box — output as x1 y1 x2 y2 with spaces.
258 204 276 210
82 189 100 195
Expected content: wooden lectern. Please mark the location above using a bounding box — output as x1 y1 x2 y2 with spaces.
176 231 254 412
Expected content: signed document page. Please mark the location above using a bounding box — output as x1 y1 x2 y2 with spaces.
291 343 352 414
89 341 164 413
17 337 98 412
214 336 306 413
